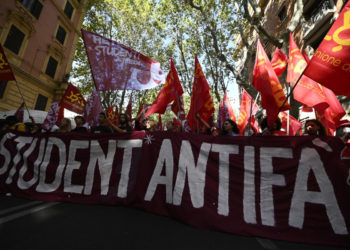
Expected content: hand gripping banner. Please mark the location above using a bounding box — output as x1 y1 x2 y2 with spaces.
0 132 349 247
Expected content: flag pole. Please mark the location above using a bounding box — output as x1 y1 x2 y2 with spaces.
286 85 290 135
248 92 260 133
14 81 31 118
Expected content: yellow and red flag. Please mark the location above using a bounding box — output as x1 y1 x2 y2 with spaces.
145 58 183 117
106 106 114 121
187 57 215 131
287 34 329 111
304 2 350 97
271 48 288 77
279 111 302 136
237 89 259 135
252 40 290 126
60 83 86 114
0 43 15 81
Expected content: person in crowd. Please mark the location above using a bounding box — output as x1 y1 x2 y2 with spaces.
147 119 158 132
71 116 87 132
5 115 26 132
134 111 147 131
91 112 113 133
220 119 240 136
57 118 72 132
107 113 133 133
243 125 256 136
303 119 326 136
258 117 286 136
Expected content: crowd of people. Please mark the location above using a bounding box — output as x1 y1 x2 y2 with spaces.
0 112 349 144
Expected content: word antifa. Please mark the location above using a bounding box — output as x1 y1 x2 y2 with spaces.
0 133 348 236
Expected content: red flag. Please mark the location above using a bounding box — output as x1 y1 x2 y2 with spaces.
187 57 215 131
287 34 329 111
84 88 103 127
304 2 350 97
279 111 302 136
106 106 114 123
237 90 259 135
42 100 59 131
251 116 260 134
302 51 310 63
171 95 186 122
271 48 288 76
81 29 165 91
59 83 86 114
126 93 133 121
14 102 24 123
157 114 162 131
252 40 290 126
0 43 15 81
223 93 236 122
145 58 184 117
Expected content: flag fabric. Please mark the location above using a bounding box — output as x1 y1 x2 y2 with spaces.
302 51 310 63
106 106 114 121
252 40 290 126
125 93 133 122
271 48 288 76
59 83 86 114
303 2 350 97
171 95 186 122
287 34 329 111
279 111 302 136
0 43 15 81
145 58 184 117
14 102 24 123
42 100 59 131
223 93 236 122
251 116 260 134
81 29 165 91
84 88 103 127
187 57 215 131
237 89 259 135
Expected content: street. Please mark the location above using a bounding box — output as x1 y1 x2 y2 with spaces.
0 194 346 250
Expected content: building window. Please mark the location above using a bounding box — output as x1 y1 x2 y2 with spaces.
35 94 48 111
4 25 25 55
64 1 74 19
45 56 58 78
18 0 43 19
56 26 67 45
278 6 287 23
0 81 8 99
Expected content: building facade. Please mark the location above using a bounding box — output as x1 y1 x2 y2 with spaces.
0 0 86 112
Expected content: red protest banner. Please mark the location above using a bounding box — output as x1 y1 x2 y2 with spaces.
81 29 165 91
0 132 349 247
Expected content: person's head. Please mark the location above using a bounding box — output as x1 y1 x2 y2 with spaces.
60 118 72 131
222 119 239 134
147 119 157 131
74 116 85 127
119 113 129 125
166 121 174 131
260 117 282 131
98 112 108 125
5 116 18 127
304 119 326 136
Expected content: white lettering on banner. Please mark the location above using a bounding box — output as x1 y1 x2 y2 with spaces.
16 138 38 187
144 139 174 203
84 140 116 195
211 144 239 216
117 139 142 198
243 146 257 224
18 138 46 190
36 137 66 193
260 147 293 226
289 147 348 235
64 140 89 194
0 133 15 175
6 136 34 184
173 141 211 208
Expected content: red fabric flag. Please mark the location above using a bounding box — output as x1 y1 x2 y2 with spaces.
145 58 184 117
251 116 260 134
0 43 16 81
271 48 288 76
287 34 329 111
302 51 310 63
42 100 59 131
157 114 162 131
81 29 165 91
304 2 350 97
106 106 114 121
252 40 290 126
223 93 236 122
14 102 24 123
187 57 215 132
59 83 86 114
171 95 186 122
237 90 259 135
279 111 302 136
84 88 103 127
